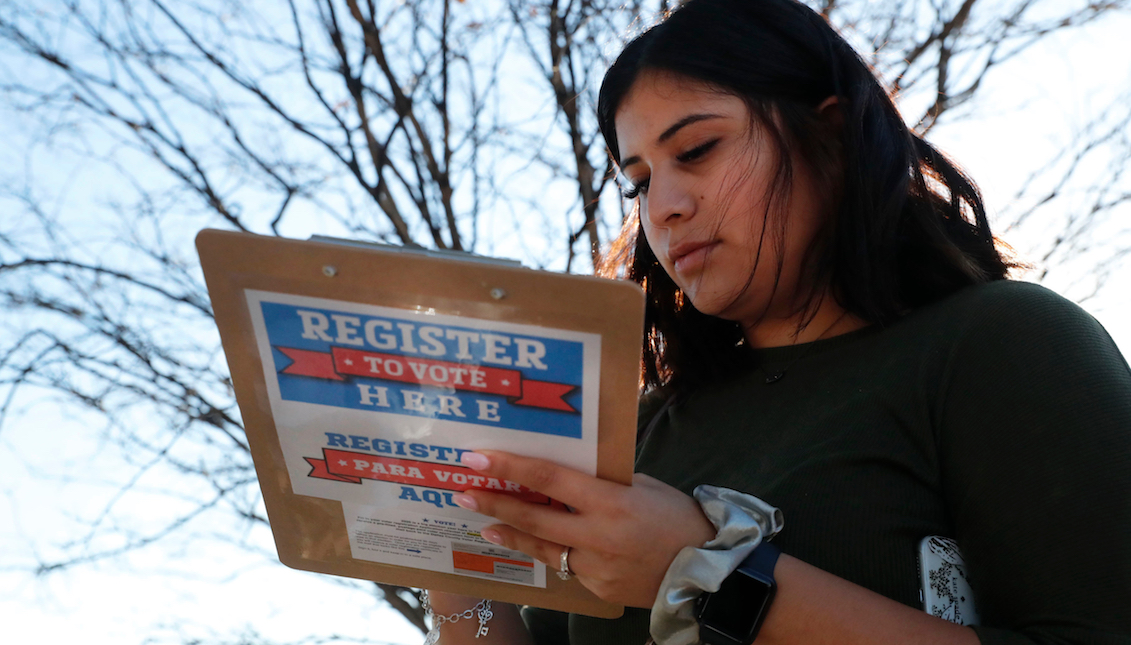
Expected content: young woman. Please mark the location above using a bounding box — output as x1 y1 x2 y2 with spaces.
425 0 1131 643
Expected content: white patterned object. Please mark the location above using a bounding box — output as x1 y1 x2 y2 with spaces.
918 536 980 626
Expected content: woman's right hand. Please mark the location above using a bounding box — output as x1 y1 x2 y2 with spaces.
422 591 533 645
451 451 716 609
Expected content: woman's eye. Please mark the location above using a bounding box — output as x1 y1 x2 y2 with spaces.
677 139 719 163
622 177 650 200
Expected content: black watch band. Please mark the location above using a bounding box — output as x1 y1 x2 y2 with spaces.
696 541 781 645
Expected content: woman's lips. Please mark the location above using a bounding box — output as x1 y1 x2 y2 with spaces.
672 241 719 275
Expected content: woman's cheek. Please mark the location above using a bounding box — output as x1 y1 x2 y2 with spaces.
640 224 674 276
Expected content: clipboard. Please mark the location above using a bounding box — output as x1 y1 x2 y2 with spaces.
196 229 643 618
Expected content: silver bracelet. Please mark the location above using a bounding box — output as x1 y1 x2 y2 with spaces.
421 590 494 644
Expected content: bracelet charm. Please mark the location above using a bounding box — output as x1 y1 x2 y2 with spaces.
475 600 493 637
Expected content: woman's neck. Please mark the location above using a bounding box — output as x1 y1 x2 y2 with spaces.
742 298 868 349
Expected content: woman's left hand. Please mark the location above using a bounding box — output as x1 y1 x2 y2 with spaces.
452 450 716 608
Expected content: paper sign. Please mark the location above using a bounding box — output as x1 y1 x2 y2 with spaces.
245 290 600 586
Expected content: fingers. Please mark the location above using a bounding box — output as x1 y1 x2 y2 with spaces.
455 488 578 547
460 450 621 510
480 523 572 572
483 523 635 606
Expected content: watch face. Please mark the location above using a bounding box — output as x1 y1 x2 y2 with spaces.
699 571 774 642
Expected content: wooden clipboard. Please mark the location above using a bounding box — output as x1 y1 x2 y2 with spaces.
196 229 643 618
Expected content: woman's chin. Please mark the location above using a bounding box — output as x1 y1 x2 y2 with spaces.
686 301 747 327
682 290 721 316
685 289 764 322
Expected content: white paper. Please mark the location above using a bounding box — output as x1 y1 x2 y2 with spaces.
245 290 600 586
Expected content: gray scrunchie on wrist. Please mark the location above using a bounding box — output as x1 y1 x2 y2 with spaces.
649 485 784 645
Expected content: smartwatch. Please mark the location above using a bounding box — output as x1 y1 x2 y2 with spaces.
695 541 780 645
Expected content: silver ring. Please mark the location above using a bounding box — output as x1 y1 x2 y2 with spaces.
557 546 573 580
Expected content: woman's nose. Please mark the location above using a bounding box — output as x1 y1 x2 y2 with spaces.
644 173 697 229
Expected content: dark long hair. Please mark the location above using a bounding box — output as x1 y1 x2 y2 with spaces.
596 0 1015 393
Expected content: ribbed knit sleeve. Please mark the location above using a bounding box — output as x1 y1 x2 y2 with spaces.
937 282 1131 644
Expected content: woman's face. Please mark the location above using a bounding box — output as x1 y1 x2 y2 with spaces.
614 71 828 333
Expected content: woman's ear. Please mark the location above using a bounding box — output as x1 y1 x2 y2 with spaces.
816 96 844 132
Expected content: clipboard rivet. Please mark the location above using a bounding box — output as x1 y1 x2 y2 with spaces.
490 288 506 300
322 265 338 277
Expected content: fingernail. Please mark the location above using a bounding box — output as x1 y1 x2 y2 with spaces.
452 494 478 511
480 528 504 545
460 452 490 471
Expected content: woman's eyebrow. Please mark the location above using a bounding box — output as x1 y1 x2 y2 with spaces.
659 113 722 142
619 113 724 168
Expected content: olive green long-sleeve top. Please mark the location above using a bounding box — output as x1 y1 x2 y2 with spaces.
523 280 1131 644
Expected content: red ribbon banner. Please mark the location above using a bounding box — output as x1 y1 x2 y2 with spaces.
305 449 562 507
277 346 577 412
